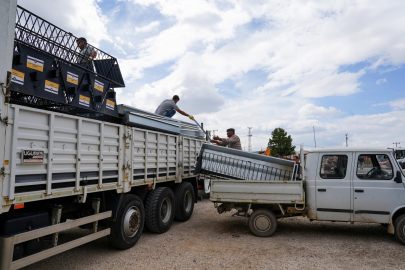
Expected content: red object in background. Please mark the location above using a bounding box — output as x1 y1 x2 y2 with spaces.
14 203 24 209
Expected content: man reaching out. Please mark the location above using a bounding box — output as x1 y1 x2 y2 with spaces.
211 128 242 150
155 95 194 120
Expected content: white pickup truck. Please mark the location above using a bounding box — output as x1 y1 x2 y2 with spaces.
201 144 405 244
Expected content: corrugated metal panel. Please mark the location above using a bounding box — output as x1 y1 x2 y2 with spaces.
195 144 297 181
118 104 205 138
1 104 205 207
6 105 122 200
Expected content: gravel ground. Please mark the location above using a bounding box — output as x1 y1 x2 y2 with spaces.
24 198 405 270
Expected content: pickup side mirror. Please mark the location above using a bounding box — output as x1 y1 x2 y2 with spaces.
394 171 403 184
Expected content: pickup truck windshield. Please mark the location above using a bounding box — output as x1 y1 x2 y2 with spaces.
356 154 393 180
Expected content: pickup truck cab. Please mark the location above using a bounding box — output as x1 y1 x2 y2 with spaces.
208 146 405 244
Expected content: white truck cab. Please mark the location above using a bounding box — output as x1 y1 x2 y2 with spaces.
203 145 405 244
304 148 405 228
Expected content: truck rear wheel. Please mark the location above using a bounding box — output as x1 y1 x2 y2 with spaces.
174 182 195 221
108 195 144 250
248 209 277 237
145 187 175 234
394 214 405 245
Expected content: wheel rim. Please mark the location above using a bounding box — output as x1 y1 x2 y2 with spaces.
123 206 141 237
254 215 271 232
160 197 172 223
183 190 193 213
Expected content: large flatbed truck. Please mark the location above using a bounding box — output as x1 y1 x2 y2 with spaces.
195 143 405 244
0 2 205 269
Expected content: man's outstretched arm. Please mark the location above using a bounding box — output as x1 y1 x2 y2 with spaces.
176 109 194 120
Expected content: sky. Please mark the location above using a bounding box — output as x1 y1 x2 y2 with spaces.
18 0 405 152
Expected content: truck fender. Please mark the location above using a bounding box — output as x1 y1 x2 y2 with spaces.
104 193 124 221
387 205 405 234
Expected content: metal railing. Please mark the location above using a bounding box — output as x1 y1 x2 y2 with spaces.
15 5 125 87
199 152 296 181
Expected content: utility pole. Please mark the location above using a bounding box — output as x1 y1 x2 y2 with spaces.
346 134 348 147
393 142 400 148
313 126 316 148
211 129 218 137
247 127 252 152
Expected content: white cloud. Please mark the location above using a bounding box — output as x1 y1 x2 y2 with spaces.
18 0 111 47
135 21 160 33
299 104 345 118
17 0 405 151
376 78 387 85
373 98 405 111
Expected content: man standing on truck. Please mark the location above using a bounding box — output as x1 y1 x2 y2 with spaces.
211 128 242 150
76 37 97 70
155 95 194 120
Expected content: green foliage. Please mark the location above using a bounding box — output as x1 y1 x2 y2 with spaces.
268 127 296 156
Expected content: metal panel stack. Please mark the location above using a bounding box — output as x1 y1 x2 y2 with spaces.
118 104 206 139
195 144 298 181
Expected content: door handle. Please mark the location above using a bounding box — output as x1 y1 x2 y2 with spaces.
317 189 326 192
355 189 364 193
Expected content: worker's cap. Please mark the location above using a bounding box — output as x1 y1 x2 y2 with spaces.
77 37 87 44
227 128 235 133
173 95 180 100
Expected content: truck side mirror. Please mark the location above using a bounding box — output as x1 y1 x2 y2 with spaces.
394 171 403 184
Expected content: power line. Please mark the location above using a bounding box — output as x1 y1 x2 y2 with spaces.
393 142 400 148
313 126 316 148
247 127 252 152
346 133 348 147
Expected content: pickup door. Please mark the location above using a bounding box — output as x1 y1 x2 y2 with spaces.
352 153 405 224
315 153 353 221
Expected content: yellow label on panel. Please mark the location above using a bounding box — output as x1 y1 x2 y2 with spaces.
27 55 44 72
79 95 90 107
4 160 9 165
106 99 115 110
44 80 59 94
11 69 24 85
94 80 104 92
67 71 78 85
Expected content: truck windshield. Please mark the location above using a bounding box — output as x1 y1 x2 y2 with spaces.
356 154 393 180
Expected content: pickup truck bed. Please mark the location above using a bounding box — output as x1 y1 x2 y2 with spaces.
210 179 304 204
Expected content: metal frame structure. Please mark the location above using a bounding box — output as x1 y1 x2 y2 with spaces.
14 5 124 88
195 144 298 182
0 208 111 270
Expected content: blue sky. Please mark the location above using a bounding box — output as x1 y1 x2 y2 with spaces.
19 0 405 151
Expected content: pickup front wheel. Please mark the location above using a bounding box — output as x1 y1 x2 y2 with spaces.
248 209 277 237
394 214 405 245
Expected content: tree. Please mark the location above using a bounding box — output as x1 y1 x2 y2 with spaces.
268 128 296 156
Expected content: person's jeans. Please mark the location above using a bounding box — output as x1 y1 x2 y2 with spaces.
165 110 176 118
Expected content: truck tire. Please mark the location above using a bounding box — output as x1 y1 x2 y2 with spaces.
174 182 195 221
145 187 175 234
248 209 277 237
108 195 144 250
394 214 405 245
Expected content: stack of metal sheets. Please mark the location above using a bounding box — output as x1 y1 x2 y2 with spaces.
118 104 205 139
195 144 298 181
